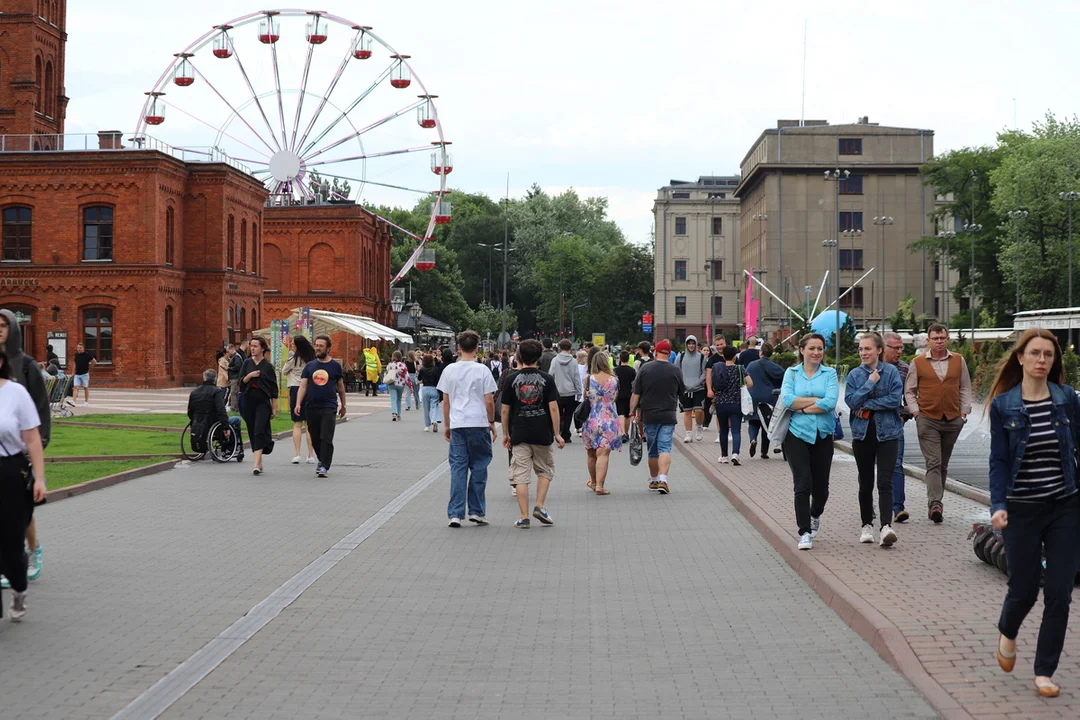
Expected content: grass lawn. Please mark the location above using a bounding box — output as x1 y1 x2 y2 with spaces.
47 425 182 457
46 459 167 491
61 413 295 434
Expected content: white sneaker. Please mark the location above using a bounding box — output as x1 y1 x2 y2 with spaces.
683 434 693 443
859 524 875 544
306 456 316 464
810 516 822 538
448 518 462 528
291 456 301 464
423 426 430 432
83 402 89 407
8 592 26 622
798 533 813 550
694 427 703 442
714 433 721 444
468 515 489 525
879 525 898 547
718 456 730 464
730 454 741 466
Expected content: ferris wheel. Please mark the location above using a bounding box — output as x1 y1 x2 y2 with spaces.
135 9 452 283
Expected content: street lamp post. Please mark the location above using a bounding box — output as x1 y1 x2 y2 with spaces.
477 241 495 305
1060 191 1078 347
937 230 956 323
570 299 590 340
753 212 767 325
824 169 849 368
407 302 423 342
1006 210 1028 313
823 238 839 367
873 216 893 329
962 222 982 342
841 227 863 324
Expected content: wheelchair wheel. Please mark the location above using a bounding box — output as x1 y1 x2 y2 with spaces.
208 422 239 463
180 422 206 461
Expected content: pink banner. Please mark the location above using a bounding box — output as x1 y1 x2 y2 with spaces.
744 271 759 335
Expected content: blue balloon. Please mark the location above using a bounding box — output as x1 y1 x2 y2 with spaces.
810 311 850 348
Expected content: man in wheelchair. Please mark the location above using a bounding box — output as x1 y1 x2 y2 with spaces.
188 369 243 460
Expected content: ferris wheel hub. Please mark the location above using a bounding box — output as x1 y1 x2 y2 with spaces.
269 149 303 183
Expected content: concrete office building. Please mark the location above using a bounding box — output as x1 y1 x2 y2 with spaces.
652 176 741 344
733 118 938 336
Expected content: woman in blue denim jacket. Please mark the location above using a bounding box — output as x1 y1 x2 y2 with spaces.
987 328 1080 698
780 333 839 551
844 332 903 548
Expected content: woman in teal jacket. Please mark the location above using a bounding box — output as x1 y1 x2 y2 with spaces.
780 332 839 551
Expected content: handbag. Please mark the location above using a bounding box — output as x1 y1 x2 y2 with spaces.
766 402 792 446
738 366 753 416
382 365 396 384
574 375 592 426
628 421 644 466
833 411 845 440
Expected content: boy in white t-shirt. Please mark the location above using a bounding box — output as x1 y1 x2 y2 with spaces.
437 330 498 527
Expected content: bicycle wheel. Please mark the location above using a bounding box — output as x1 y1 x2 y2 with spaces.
208 422 238 463
180 422 206 461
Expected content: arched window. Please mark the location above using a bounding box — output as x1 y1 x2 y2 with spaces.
81 307 114 363
251 309 258 331
226 214 235 269
165 206 175 265
34 57 42 112
308 243 335 292
44 61 53 117
82 206 114 261
2 207 32 261
252 222 258 274
239 307 247 330
240 218 247 269
164 306 174 367
263 243 282 291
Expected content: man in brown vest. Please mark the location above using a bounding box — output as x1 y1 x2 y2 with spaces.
903 324 972 523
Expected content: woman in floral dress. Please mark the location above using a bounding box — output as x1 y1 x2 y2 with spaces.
583 350 622 495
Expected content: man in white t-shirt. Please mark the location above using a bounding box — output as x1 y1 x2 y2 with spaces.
437 330 499 527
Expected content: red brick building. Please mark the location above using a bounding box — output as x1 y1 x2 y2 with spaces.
0 1 394 387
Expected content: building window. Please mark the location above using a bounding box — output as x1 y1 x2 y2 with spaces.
164 306 174 366
674 260 687 281
674 328 687 345
960 296 970 313
2 207 32 261
675 296 687 316
713 296 723 316
674 217 687 235
240 219 248 269
712 259 724 281
165 206 175 265
839 287 864 308
82 307 113 363
672 192 690 199
839 211 863 231
839 138 862 155
239 307 246 330
252 222 258 274
227 215 235 270
839 249 863 270
839 175 863 194
933 261 941 280
934 297 940 316
82 207 114 261
711 217 722 235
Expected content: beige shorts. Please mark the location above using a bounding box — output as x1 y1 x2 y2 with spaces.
510 443 555 485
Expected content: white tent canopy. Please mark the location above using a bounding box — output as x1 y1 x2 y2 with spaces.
257 308 413 344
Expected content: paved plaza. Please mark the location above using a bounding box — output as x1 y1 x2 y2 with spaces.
0 408 938 720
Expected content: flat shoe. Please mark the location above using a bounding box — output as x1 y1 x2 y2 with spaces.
1035 678 1059 697
997 633 1016 673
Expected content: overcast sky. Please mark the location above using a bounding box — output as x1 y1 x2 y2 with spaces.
66 0 1080 244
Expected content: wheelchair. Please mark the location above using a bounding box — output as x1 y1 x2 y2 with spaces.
181 416 244 463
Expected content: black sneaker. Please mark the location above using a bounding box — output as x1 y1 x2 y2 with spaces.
930 504 944 524
749 440 757 458
894 509 910 524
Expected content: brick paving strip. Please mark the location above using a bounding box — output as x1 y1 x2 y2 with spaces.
679 438 1080 719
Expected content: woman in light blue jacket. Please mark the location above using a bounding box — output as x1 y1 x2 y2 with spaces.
780 332 839 551
844 332 903 548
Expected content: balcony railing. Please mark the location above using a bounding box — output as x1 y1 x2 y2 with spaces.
0 132 251 174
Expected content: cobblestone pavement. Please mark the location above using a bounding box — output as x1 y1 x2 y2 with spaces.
0 412 934 719
681 433 1080 720
65 388 394 417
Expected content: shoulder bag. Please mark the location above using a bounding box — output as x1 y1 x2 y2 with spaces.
574 375 592 426
739 365 753 416
766 369 795 446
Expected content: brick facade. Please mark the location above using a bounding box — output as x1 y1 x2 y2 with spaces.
0 0 69 140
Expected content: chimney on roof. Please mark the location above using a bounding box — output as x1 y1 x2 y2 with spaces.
98 130 123 150
857 116 869 125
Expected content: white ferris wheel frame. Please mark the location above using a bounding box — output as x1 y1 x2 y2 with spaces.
134 8 450 285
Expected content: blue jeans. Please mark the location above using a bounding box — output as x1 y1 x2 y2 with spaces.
714 402 743 457
644 424 675 459
422 386 441 427
448 427 493 519
407 374 420 409
389 385 405 416
892 430 906 514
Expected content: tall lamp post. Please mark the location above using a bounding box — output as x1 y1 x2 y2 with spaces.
824 169 849 367
963 222 982 342
752 212 767 325
477 241 495 305
1060 191 1078 348
841 227 863 323
937 230 956 323
407 302 423 346
873 216 893 329
822 238 839 367
1006 209 1028 314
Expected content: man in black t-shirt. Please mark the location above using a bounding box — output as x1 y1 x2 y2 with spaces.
71 342 97 407
295 335 346 478
501 339 564 528
630 340 685 495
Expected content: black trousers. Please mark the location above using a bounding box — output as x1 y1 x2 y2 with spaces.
0 455 32 608
241 393 274 453
558 396 576 441
754 403 775 456
998 494 1080 678
307 406 338 470
852 426 898 529
783 433 834 536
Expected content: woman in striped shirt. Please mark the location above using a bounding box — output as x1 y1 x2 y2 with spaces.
988 328 1080 698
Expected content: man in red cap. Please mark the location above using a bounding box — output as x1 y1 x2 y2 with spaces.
629 339 685 494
